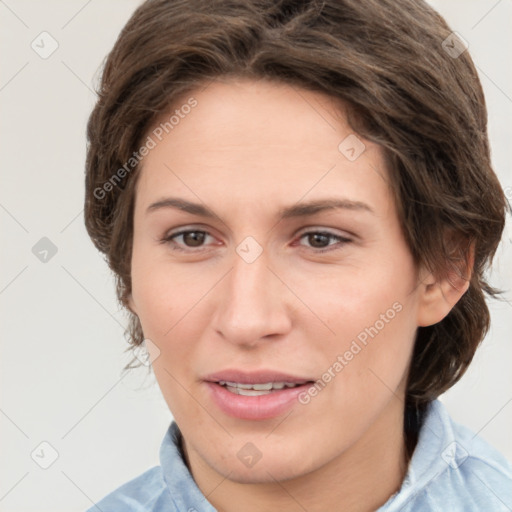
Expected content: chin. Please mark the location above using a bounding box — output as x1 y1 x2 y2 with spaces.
207 447 318 485
221 462 308 485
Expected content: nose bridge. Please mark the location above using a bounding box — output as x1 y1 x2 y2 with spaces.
213 245 290 345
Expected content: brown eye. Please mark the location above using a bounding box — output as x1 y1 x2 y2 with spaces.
298 231 352 253
306 232 332 248
181 231 207 247
163 230 213 251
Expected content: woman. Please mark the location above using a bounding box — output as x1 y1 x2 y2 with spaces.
84 0 512 510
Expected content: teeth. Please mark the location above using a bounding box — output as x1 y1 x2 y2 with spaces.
217 381 302 394
252 383 273 391
227 386 271 396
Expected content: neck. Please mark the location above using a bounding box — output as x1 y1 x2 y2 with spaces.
182 398 411 512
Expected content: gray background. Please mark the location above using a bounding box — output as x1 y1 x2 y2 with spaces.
0 1 510 510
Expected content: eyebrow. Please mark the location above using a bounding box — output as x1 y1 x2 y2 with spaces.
146 197 374 219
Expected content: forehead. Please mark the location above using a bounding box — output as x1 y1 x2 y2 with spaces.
135 78 392 216
150 78 351 154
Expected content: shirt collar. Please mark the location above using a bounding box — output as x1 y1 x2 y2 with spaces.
378 399 459 510
159 422 217 512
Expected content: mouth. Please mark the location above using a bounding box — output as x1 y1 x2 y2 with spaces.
203 370 316 420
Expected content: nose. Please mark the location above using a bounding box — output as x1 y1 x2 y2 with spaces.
211 248 293 348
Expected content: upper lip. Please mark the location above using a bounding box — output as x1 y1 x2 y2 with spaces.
203 369 314 385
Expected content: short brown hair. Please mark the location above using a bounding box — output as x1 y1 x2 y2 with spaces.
85 0 508 420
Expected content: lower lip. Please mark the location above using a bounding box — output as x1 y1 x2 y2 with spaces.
204 382 312 420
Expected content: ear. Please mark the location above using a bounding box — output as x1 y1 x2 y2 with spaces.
417 238 475 327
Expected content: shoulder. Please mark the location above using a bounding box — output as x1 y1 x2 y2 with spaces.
381 400 512 512
438 412 512 508
414 432 512 511
86 466 174 512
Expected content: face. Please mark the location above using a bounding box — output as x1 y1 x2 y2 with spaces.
129 78 425 484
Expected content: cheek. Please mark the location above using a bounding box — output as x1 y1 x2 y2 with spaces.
130 258 210 416
292 252 416 344
130 253 221 389
294 251 418 400
130 243 209 336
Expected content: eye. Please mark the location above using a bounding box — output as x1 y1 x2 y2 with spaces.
160 228 352 254
297 230 352 253
161 229 215 251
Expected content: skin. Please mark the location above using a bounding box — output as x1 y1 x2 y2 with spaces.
128 78 470 512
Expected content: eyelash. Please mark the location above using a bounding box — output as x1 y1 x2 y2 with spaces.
160 229 352 254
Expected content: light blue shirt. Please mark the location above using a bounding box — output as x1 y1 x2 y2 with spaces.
87 400 512 511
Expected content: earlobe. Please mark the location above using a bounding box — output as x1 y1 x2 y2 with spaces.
416 241 474 327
